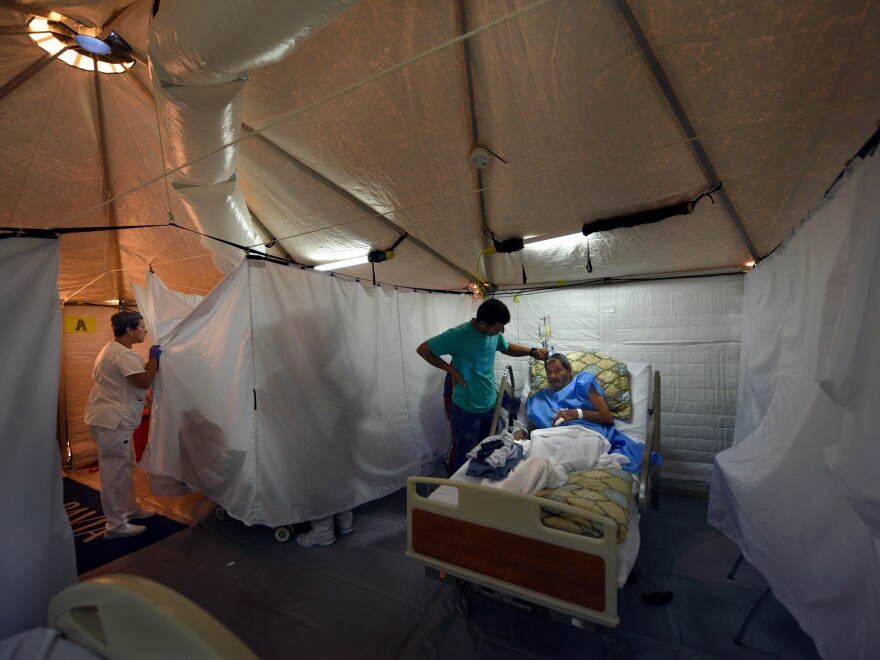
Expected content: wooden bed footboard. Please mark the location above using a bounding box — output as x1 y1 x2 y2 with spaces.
406 477 620 627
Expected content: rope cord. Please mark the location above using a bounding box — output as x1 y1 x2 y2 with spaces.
173 223 301 265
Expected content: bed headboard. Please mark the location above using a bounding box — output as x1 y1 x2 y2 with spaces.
614 362 652 443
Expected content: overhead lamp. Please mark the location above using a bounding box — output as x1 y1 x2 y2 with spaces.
466 281 495 298
524 232 584 250
27 14 135 74
314 255 369 271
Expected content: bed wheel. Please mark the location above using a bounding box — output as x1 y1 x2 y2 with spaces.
613 645 632 660
274 526 292 543
455 589 472 618
214 506 227 521
599 628 631 660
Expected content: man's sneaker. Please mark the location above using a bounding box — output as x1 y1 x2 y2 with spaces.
296 528 335 547
104 522 146 540
129 509 155 521
335 512 354 535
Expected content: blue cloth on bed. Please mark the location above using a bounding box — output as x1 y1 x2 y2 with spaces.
466 443 524 480
527 372 661 473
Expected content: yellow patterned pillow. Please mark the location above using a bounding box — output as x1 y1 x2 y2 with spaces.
529 350 632 421
537 467 634 542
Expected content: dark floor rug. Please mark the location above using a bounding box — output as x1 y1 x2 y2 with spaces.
63 477 188 575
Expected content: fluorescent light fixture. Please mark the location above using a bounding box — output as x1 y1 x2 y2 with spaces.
314 255 369 271
523 232 584 250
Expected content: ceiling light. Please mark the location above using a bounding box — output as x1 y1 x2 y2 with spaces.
28 14 135 75
314 255 370 271
523 232 584 250
74 34 111 55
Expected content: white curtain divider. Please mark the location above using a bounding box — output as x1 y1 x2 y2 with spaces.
0 238 76 637
709 151 880 659
135 262 474 528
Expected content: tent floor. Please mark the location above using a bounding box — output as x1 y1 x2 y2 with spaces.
79 479 819 659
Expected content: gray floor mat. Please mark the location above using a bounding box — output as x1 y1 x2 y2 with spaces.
85 490 820 659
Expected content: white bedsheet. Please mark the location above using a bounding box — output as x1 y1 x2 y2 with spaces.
530 426 629 471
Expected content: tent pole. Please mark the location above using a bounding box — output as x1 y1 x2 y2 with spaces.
610 0 762 263
456 0 494 283
0 49 61 104
247 206 293 261
92 72 126 301
240 125 476 283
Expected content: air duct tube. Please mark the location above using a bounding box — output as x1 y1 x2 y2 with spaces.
148 0 357 272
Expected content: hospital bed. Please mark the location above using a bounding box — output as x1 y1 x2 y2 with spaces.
406 359 661 628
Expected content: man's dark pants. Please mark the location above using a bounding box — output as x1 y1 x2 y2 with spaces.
450 403 496 472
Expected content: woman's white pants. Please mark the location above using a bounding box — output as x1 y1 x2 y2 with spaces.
89 425 138 530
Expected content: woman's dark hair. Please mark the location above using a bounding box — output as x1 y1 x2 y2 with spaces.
111 310 143 337
475 298 510 325
546 353 572 371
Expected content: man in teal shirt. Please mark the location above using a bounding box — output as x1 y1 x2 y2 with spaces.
417 299 548 471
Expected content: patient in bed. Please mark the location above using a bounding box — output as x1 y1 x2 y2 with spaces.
513 353 651 473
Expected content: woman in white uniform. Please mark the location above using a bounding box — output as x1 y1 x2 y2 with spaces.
84 311 161 539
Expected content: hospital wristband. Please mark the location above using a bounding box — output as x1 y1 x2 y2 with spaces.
577 409 583 419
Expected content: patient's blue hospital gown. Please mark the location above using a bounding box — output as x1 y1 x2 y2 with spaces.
526 372 661 473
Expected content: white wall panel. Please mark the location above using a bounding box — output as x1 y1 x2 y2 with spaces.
493 275 743 488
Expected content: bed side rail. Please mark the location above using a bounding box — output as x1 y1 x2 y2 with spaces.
491 366 516 432
638 370 661 514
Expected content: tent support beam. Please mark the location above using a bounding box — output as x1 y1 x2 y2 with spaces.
96 2 143 40
610 0 761 262
92 73 126 302
0 51 61 105
456 0 493 283
240 125 475 283
247 206 293 262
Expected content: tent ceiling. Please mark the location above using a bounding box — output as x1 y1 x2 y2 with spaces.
1 0 878 301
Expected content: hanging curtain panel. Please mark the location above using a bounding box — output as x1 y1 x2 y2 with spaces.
709 152 880 660
135 261 474 528
0 238 76 637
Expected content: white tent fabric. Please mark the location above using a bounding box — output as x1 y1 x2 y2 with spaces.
134 262 473 527
148 0 357 273
5 2 879 303
708 151 880 659
0 238 76 637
